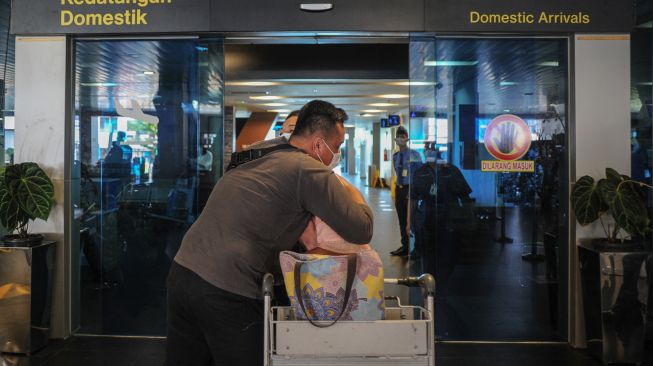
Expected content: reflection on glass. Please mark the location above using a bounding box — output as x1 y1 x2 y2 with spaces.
0 0 14 168
630 20 652 244
73 39 223 335
409 38 568 341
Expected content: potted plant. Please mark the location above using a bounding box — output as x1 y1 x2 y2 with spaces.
0 162 55 245
571 168 652 365
0 162 56 354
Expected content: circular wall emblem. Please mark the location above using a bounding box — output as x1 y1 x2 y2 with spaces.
483 114 532 161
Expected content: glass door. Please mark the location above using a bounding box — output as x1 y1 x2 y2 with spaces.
72 38 224 335
408 37 569 341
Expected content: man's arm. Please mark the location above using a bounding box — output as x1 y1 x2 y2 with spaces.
297 157 373 244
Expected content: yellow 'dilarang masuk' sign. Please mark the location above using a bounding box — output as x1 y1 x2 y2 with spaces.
60 0 172 27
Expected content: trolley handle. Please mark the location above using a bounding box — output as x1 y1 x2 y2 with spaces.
384 274 436 296
262 273 275 298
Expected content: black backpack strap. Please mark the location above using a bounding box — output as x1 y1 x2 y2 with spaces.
226 143 296 171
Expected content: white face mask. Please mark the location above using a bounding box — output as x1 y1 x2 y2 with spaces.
280 132 292 140
316 138 341 170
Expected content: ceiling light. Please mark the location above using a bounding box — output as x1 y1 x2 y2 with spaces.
424 61 478 67
262 103 287 107
361 113 374 117
391 81 436 86
250 95 283 100
81 82 119 87
227 81 279 87
538 61 559 67
268 109 290 113
344 124 355 128
143 71 155 75
362 109 386 113
499 81 519 86
369 103 398 107
377 94 409 99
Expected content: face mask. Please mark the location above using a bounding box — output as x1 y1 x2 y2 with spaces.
316 138 341 170
396 137 408 147
280 132 292 140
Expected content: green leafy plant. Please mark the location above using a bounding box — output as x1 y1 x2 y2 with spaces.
0 162 55 238
571 168 652 243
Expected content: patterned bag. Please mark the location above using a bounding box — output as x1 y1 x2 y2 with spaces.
279 249 384 326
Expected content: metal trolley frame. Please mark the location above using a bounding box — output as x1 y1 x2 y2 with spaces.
263 273 436 366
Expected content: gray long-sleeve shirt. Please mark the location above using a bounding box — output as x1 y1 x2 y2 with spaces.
174 145 374 299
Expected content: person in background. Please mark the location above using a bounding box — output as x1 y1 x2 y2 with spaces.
390 126 422 257
410 143 472 291
197 146 213 171
279 111 299 139
167 100 373 366
245 110 300 151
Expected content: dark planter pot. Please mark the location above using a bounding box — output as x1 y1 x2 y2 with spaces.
2 234 44 247
579 239 652 365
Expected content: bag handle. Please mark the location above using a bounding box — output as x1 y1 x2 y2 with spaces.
293 254 357 328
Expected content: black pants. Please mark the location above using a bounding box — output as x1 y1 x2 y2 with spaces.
395 185 410 251
166 262 264 366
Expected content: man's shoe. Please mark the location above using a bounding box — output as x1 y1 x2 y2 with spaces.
390 247 407 256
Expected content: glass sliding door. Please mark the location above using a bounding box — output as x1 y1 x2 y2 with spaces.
408 37 569 341
72 38 224 335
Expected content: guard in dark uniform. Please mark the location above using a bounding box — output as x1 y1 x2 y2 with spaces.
391 126 422 256
410 144 472 291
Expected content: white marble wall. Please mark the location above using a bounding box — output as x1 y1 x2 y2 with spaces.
571 34 631 347
14 36 69 339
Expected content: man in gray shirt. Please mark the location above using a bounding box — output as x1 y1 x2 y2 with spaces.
167 100 373 366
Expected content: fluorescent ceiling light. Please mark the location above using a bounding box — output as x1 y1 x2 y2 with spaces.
344 124 355 128
81 82 119 87
390 81 436 86
500 81 519 86
424 61 478 67
227 81 279 87
538 61 559 67
377 94 409 99
637 82 653 86
262 103 287 107
143 71 155 75
362 109 386 113
369 103 398 107
361 113 375 117
250 95 283 100
268 109 291 113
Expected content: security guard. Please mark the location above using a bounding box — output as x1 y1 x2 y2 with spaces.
390 126 422 256
410 144 472 290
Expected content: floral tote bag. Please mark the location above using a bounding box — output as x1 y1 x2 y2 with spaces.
279 249 384 326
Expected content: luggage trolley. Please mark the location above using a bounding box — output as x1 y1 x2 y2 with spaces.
262 273 436 366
